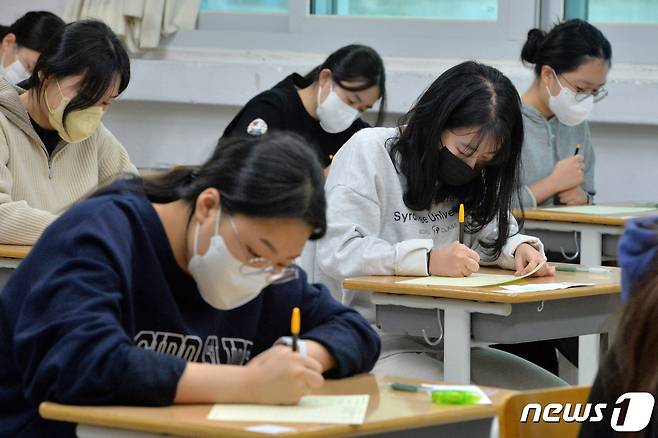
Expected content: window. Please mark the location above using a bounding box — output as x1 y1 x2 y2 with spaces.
310 0 498 21
186 0 536 60
563 0 658 64
565 0 658 24
201 0 288 14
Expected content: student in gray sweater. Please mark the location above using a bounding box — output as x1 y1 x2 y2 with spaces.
302 61 565 389
517 19 611 208
507 21 612 372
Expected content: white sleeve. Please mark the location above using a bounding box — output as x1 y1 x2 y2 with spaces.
469 213 545 270
316 184 434 280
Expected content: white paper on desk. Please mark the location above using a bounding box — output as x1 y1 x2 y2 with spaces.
398 262 543 287
495 282 595 293
420 384 492 405
541 205 656 215
207 395 370 425
245 424 297 434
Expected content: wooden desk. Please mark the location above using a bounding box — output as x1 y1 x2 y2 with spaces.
515 205 658 265
0 244 31 262
0 245 30 289
344 266 621 386
39 375 515 438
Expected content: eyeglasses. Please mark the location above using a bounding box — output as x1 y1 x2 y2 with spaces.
227 215 298 284
558 74 608 103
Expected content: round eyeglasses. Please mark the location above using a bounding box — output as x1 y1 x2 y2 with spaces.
228 215 298 284
558 74 608 103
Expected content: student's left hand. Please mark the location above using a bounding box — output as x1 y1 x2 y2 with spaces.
514 243 555 277
558 186 588 206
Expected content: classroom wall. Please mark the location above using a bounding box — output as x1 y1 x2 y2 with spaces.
102 103 658 203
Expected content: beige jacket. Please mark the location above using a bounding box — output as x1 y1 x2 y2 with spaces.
0 78 137 245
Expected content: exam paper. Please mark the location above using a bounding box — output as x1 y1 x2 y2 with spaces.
397 262 543 287
541 205 656 215
207 395 370 425
495 282 594 293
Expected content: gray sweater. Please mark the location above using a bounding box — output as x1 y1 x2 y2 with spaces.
517 103 595 208
301 127 544 304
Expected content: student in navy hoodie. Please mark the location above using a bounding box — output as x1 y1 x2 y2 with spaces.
0 132 380 437
579 216 658 438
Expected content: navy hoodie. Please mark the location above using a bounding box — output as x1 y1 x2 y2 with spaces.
580 215 658 438
0 180 380 437
618 215 658 302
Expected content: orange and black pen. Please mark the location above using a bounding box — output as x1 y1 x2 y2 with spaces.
458 204 465 244
291 307 300 352
574 143 581 156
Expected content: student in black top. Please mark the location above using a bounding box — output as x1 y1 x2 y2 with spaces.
0 132 380 437
579 217 658 438
223 44 385 168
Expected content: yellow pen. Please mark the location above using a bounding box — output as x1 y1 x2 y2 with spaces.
291 307 300 352
458 204 465 244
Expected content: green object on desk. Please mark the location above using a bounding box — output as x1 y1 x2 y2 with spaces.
556 265 610 274
431 390 481 405
391 382 429 393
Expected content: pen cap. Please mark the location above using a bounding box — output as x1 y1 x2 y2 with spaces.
291 307 301 335
459 204 465 223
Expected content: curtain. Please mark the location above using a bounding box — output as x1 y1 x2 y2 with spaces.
63 0 200 52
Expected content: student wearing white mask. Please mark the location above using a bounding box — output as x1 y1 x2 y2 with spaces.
0 132 380 437
0 11 64 85
517 19 611 208
0 20 137 245
498 20 611 376
223 44 385 169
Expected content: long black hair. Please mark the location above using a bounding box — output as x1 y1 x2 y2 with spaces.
1 11 64 53
305 44 386 125
24 20 130 126
521 19 612 76
142 131 327 239
389 61 524 259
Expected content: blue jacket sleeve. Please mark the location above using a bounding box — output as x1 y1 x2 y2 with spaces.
293 269 380 378
12 214 186 406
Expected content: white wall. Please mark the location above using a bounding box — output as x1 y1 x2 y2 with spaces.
0 0 67 23
102 100 658 203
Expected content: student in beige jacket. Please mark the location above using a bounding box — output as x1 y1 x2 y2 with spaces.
0 20 137 245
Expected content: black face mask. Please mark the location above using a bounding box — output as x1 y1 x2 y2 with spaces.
437 146 480 186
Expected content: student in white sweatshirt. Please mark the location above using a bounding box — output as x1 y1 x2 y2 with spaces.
303 61 564 389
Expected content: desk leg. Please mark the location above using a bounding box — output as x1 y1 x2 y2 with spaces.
579 228 603 266
578 334 600 385
443 307 471 384
0 268 13 292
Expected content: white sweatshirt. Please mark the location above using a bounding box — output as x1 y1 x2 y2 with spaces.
301 127 544 304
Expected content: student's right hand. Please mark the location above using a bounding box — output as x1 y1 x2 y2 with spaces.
550 155 585 192
429 242 480 277
245 345 325 405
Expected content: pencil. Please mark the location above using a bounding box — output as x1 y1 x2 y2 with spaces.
574 143 581 155
458 204 465 244
291 307 300 352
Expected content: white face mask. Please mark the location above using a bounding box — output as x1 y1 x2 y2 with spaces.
546 70 593 126
316 80 360 133
188 209 270 310
1 54 30 85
